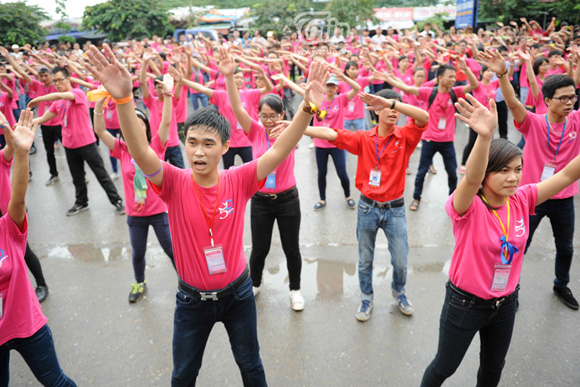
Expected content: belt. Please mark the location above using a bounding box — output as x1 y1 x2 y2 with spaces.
253 186 297 201
447 281 518 308
360 195 404 210
178 267 250 301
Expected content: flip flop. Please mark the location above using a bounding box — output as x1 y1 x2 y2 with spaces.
409 199 420 211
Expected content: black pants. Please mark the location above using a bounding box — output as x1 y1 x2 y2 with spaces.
496 100 508 139
222 146 253 169
64 143 122 207
249 188 302 290
25 243 47 287
461 127 478 166
41 125 62 178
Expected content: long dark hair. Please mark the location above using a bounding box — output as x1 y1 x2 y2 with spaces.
119 108 152 148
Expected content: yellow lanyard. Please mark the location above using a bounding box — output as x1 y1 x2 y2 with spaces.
481 195 514 264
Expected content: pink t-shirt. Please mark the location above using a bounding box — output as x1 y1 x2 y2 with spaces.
0 149 12 214
418 86 465 142
174 86 189 124
338 77 370 121
446 184 538 299
0 92 16 130
515 110 580 199
0 214 48 346
103 99 120 129
525 76 547 114
313 93 349 148
143 94 180 148
403 93 428 123
210 90 261 148
247 119 296 194
152 160 261 290
48 89 96 149
520 62 529 88
546 66 566 77
29 80 62 126
471 80 500 109
111 137 167 216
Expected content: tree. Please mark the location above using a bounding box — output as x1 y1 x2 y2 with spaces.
478 0 580 26
251 0 325 36
0 2 49 46
82 0 174 42
325 0 377 31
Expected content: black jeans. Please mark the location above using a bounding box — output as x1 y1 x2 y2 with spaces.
314 147 350 201
496 100 508 139
461 127 478 166
525 197 574 288
421 283 518 387
41 125 62 178
64 143 122 207
414 140 457 200
249 187 302 290
222 146 253 169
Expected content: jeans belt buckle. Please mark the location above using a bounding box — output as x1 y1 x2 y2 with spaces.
495 297 506 307
269 194 278 200
199 291 218 301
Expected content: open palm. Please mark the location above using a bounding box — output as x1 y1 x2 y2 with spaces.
303 60 328 108
85 45 133 100
455 94 497 138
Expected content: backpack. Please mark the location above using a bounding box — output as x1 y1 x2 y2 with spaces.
427 86 458 113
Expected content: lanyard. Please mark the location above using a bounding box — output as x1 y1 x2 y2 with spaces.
265 128 271 149
374 134 393 169
481 196 518 265
324 96 337 122
545 115 567 163
192 172 222 247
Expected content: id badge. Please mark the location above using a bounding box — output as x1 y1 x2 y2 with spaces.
106 110 113 120
541 163 556 181
64 115 68 128
490 264 511 292
204 245 227 275
437 118 446 130
348 101 355 112
0 292 3 320
265 172 276 189
369 168 382 187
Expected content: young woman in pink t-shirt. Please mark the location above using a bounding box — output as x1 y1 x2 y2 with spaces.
0 110 76 386
421 95 580 386
521 52 549 114
93 84 176 303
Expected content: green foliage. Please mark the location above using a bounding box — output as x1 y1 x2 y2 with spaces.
251 0 323 36
0 2 49 46
374 0 440 6
416 13 449 31
325 0 377 30
82 0 174 42
163 0 255 7
54 0 68 19
58 35 76 44
478 0 580 26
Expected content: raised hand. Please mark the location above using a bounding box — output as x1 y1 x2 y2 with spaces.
3 109 37 155
0 47 9 58
268 121 290 140
456 56 468 71
516 49 531 63
454 94 497 138
85 44 133 100
477 48 507 74
163 74 174 94
167 66 182 84
303 60 328 109
359 92 393 113
217 47 236 77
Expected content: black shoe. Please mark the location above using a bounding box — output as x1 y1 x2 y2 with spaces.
36 285 49 303
66 203 89 216
553 287 579 310
115 200 125 215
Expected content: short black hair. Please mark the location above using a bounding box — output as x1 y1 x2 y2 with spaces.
376 88 402 102
437 64 456 79
184 108 230 144
497 45 509 53
542 75 576 99
259 94 284 115
547 50 563 58
532 57 549 76
51 66 69 78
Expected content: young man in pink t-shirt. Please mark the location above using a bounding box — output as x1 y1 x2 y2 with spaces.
481 48 580 310
86 44 326 385
28 67 124 217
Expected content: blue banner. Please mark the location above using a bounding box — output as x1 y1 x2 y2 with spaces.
455 0 477 29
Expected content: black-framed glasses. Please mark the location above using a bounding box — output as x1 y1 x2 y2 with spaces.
52 77 69 84
552 95 578 104
259 114 281 122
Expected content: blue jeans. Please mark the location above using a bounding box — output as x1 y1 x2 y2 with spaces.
413 140 457 201
0 324 76 387
165 145 185 169
344 118 366 131
315 147 350 200
127 212 175 282
189 93 209 111
519 86 529 105
421 283 518 386
525 197 574 288
107 128 120 173
172 276 267 386
356 198 409 300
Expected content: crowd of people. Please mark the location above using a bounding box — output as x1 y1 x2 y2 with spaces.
1 16 580 386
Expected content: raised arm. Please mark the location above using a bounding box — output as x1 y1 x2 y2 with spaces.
158 74 174 146
139 55 152 101
271 74 305 97
330 65 361 100
93 98 117 151
359 92 429 127
457 56 479 94
220 48 252 134
27 91 75 108
379 71 420 95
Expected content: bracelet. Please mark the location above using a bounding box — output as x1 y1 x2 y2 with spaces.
112 94 134 105
497 70 508 79
391 100 396 110
302 101 327 119
142 164 163 178
163 92 174 97
94 111 105 116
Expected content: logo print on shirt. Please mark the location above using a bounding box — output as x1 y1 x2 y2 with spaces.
569 131 577 141
0 249 10 269
219 199 235 219
515 218 526 238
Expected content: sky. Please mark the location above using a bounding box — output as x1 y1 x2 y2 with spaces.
3 0 106 19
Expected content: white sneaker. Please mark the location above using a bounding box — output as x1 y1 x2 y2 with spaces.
110 172 119 180
253 286 261 297
290 290 305 311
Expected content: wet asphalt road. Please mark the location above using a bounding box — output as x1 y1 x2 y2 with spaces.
9 108 580 386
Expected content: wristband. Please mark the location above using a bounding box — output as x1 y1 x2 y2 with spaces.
112 94 134 105
497 69 509 79
142 164 163 178
94 111 104 116
163 92 174 97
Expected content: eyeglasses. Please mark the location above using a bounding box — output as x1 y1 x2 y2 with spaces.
52 77 68 84
259 114 281 122
552 95 578 104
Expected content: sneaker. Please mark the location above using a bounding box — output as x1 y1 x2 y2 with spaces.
110 172 119 180
308 141 315 149
314 201 326 211
553 287 579 310
35 285 49 303
129 281 147 303
66 203 89 216
394 292 414 316
115 200 125 215
45 175 60 186
253 286 261 297
458 165 466 174
290 290 305 311
29 144 37 155
346 198 356 209
355 300 373 322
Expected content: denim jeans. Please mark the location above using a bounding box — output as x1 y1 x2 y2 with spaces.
106 128 120 173
413 140 457 201
356 198 409 300
249 188 302 290
315 147 350 201
222 146 253 169
165 145 185 169
127 212 175 282
524 197 574 288
344 118 366 131
172 276 267 386
0 324 76 387
519 86 529 105
189 92 209 111
421 283 518 387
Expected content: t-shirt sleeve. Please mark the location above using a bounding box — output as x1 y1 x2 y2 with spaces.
330 129 362 155
513 110 536 135
358 76 370 89
110 138 122 159
418 87 433 102
445 191 478 222
339 93 349 106
72 89 85 105
48 100 61 116
149 161 176 200
150 135 167 158
229 159 261 200
247 119 263 142
2 212 29 241
453 86 465 99
209 90 223 106
519 184 538 215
